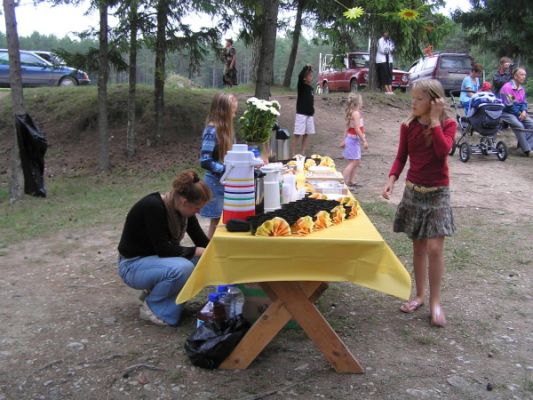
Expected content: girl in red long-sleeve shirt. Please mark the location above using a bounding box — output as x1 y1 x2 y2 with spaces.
382 79 456 327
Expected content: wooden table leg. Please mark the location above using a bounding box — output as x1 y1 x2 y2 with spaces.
269 281 363 373
219 281 325 370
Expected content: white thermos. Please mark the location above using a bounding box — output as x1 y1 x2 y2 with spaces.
261 163 284 212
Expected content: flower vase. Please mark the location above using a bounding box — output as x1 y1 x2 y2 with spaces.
247 141 270 163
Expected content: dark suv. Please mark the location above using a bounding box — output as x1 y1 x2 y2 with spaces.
407 53 473 94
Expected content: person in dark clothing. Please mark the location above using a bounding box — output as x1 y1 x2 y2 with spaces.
492 56 513 97
117 170 212 326
292 64 315 156
222 38 237 87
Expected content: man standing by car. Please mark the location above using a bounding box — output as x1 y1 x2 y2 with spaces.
222 38 237 87
376 32 395 94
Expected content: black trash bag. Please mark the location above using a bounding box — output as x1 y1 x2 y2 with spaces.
184 316 250 369
16 114 47 197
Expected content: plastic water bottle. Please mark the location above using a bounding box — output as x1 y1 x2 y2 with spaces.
226 285 245 318
216 285 231 317
196 293 227 328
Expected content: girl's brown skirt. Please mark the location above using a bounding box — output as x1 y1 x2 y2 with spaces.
393 184 455 240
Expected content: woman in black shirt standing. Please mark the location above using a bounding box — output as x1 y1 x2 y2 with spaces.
118 170 211 326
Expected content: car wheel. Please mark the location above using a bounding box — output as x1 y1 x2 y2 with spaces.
496 141 508 161
350 79 359 93
459 142 470 162
322 82 329 95
59 76 77 86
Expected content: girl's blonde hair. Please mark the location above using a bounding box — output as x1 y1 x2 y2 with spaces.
206 93 236 161
345 93 363 125
403 79 449 127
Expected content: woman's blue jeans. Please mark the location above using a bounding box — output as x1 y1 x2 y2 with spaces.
118 255 198 326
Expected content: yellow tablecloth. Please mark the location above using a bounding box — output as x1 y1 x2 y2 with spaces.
176 207 411 303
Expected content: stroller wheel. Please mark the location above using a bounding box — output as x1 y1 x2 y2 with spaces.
449 140 457 156
496 141 508 161
459 142 470 162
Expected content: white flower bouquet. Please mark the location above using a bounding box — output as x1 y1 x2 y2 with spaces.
239 97 281 143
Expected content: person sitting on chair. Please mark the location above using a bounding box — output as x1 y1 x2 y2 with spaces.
460 63 483 115
492 56 513 98
500 67 533 157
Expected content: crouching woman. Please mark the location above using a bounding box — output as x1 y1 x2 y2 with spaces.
117 170 211 326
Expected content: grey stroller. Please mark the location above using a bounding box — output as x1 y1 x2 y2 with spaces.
449 91 508 162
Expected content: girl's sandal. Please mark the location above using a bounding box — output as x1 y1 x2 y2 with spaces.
400 299 424 313
430 307 446 328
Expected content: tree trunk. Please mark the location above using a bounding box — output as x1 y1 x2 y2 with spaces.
250 36 262 83
283 0 306 88
98 0 110 171
126 0 138 158
3 0 25 202
153 0 168 145
368 19 379 91
255 0 279 99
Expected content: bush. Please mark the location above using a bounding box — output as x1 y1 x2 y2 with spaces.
166 73 195 89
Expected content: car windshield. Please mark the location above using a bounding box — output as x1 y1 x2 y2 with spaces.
348 54 369 68
36 52 65 66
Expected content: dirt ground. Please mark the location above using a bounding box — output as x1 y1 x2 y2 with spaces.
1 91 532 400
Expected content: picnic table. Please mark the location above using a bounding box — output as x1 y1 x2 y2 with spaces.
176 206 411 373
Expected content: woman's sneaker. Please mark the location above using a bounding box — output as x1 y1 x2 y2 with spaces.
139 302 168 326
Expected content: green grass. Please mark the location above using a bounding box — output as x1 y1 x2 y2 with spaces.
0 84 228 142
360 200 396 219
0 83 298 143
413 334 437 346
0 169 184 246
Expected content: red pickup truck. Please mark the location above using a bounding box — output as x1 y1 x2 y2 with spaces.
316 52 409 94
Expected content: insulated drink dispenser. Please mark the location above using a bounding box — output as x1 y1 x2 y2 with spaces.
261 163 284 212
220 144 263 223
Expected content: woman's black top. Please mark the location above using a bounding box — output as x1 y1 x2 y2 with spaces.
296 80 315 116
118 193 209 259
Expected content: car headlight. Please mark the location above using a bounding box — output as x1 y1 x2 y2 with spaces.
363 73 368 81
402 75 409 83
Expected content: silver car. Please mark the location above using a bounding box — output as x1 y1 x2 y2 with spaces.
0 49 90 87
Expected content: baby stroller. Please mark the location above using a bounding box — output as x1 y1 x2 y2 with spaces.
449 91 508 162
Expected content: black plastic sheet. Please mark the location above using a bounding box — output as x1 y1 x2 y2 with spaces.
184 316 250 369
16 114 47 197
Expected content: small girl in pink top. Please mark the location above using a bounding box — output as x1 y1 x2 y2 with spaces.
341 93 368 188
382 79 456 328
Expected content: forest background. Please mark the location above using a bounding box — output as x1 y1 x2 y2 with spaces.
1 25 530 90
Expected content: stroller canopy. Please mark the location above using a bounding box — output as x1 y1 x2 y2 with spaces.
467 92 504 136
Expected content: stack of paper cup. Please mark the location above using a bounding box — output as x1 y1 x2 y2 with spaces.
281 174 297 204
264 181 281 212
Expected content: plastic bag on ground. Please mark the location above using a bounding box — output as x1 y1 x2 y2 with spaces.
184 316 250 369
16 114 47 197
